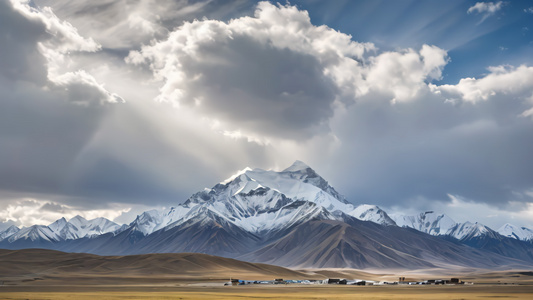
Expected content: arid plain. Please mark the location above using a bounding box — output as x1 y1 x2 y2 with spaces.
1 249 532 300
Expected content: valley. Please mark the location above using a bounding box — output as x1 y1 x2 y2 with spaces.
1 249 532 300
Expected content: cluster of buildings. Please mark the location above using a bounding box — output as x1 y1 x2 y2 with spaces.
225 279 321 286
397 277 472 285
225 277 471 286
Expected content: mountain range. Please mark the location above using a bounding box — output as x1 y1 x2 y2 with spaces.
1 161 532 270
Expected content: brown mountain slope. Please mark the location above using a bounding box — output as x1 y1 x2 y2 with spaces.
240 220 533 269
0 248 318 285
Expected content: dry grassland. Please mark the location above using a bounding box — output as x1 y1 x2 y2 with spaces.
1 285 533 300
1 249 532 299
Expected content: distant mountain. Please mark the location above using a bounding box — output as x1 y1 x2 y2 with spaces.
0 220 19 232
391 211 456 236
498 223 533 242
240 219 529 269
349 204 396 226
4 225 60 249
391 213 533 262
1 216 122 247
0 225 19 242
448 222 533 263
446 222 499 240
1 161 532 270
128 207 191 236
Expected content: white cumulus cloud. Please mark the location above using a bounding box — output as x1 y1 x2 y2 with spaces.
127 1 448 141
431 65 533 113
467 1 505 23
366 44 448 103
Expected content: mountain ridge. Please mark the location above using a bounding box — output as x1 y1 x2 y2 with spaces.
1 161 532 270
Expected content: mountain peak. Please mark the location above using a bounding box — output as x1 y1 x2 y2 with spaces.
48 217 68 232
446 221 500 240
50 217 67 224
70 215 87 222
391 210 456 236
6 225 19 231
282 160 312 172
0 225 20 241
349 204 396 226
497 223 533 241
221 167 253 184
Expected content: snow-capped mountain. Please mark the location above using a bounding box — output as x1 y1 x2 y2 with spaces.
129 206 192 236
445 221 533 262
0 225 20 241
373 212 533 263
391 212 505 241
0 216 123 245
348 204 396 226
128 161 352 236
48 217 68 233
391 211 456 236
498 223 533 242
446 222 501 240
7 225 61 243
50 216 123 240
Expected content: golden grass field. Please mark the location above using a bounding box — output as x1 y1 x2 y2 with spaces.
1 285 533 300
1 249 532 299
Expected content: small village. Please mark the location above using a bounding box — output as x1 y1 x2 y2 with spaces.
225 277 473 286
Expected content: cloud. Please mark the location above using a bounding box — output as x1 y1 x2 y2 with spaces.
467 1 505 23
321 62 533 214
127 2 447 141
0 0 125 200
51 70 124 105
366 45 448 103
430 65 533 109
467 1 504 15
33 0 253 49
441 195 533 229
127 2 372 141
0 197 130 226
3 0 119 104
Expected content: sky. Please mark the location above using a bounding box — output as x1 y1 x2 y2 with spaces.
0 0 532 230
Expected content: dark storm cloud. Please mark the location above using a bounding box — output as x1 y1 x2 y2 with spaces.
0 0 100 195
151 35 338 140
327 87 533 209
0 0 48 84
0 0 124 206
0 79 105 194
41 202 65 212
